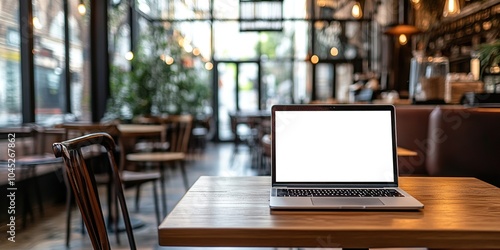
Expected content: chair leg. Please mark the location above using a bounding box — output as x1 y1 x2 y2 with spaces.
152 181 160 225
112 183 120 245
65 187 72 247
81 217 84 234
135 184 142 212
21 168 34 229
32 167 44 216
107 179 113 226
179 161 189 191
160 164 168 217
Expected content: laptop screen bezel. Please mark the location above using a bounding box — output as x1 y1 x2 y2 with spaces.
271 104 399 188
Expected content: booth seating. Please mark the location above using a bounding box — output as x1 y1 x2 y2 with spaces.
396 105 500 187
426 106 500 187
395 106 435 176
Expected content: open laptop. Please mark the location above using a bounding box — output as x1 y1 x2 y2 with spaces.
269 104 424 210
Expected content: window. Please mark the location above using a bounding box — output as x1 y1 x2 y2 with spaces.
0 2 21 126
0 0 91 127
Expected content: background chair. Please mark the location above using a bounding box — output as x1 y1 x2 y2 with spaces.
53 132 137 250
126 114 193 216
0 124 64 228
131 116 169 152
56 123 161 247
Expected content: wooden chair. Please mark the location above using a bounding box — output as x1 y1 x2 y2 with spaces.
126 114 193 216
53 132 137 250
229 112 266 168
0 125 64 228
131 116 169 152
56 123 161 247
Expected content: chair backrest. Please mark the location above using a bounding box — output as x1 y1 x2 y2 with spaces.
57 123 121 140
29 124 66 155
0 125 65 158
53 133 137 250
0 126 36 158
161 115 193 153
57 123 124 171
133 115 162 125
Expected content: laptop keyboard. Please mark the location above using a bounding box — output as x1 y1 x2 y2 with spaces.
277 188 404 197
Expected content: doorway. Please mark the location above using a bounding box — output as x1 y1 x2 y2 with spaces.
215 61 261 141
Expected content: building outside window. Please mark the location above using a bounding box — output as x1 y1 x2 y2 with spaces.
0 0 90 127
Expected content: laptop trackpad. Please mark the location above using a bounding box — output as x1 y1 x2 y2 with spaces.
311 197 384 206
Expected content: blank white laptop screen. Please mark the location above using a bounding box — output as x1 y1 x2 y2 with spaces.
274 110 395 183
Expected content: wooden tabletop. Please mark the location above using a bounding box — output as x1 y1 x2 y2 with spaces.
158 176 500 248
396 146 418 157
117 124 165 136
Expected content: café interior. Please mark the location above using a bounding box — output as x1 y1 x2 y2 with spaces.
1 0 500 249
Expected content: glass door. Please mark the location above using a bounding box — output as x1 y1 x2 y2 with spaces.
216 61 260 141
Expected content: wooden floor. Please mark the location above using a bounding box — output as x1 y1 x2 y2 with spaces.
0 142 266 250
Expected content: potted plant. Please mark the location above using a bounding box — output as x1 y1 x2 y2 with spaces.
105 25 210 121
478 40 500 93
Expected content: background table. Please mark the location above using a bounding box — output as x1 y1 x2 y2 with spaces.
158 176 500 249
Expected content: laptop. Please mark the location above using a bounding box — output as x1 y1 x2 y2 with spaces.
269 104 424 210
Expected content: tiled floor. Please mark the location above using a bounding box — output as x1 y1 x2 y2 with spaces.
1 142 264 250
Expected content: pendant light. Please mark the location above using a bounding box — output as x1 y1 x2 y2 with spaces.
78 0 86 16
443 0 460 17
351 1 363 19
384 0 420 45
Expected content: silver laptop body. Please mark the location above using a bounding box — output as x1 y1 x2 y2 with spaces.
269 104 424 210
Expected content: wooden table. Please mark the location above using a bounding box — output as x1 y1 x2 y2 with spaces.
158 176 500 249
117 124 166 158
117 124 165 137
396 146 418 157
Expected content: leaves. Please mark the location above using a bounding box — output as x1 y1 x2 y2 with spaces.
106 24 210 120
478 40 500 77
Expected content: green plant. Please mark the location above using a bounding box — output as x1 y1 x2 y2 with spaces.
478 40 500 77
105 25 210 120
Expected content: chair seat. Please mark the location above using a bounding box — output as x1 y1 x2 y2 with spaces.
122 170 161 182
15 153 63 166
93 171 161 184
134 141 170 152
126 152 185 162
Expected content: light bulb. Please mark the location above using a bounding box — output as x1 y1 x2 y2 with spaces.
33 16 42 29
193 48 201 56
165 56 174 65
351 2 362 19
204 62 213 71
125 51 134 61
443 0 460 17
398 34 408 45
310 55 319 64
78 3 86 15
330 47 339 57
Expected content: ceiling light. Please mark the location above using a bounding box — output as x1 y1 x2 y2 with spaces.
443 0 460 17
398 34 408 45
351 1 362 19
78 1 86 15
125 51 134 61
384 24 421 36
310 55 319 64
